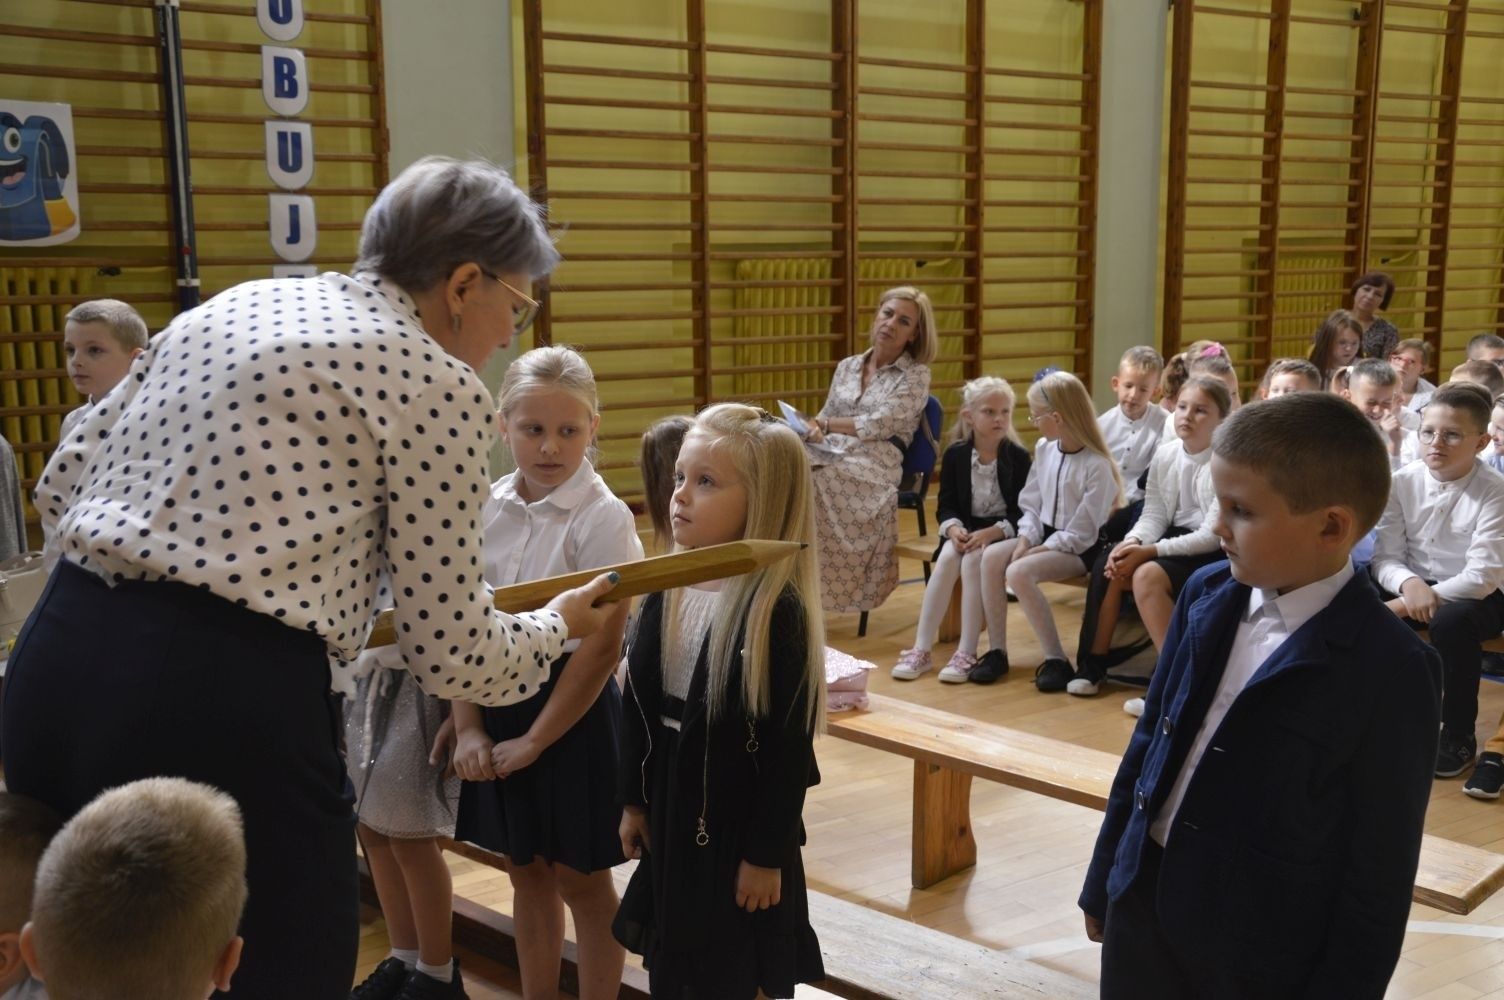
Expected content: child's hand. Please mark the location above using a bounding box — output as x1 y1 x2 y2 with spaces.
1084 912 1105 943
734 860 782 912
1106 543 1150 580
1378 404 1403 448
428 714 457 774
1399 578 1441 623
490 733 542 778
963 525 1005 552
452 726 498 782
619 806 651 859
948 526 970 553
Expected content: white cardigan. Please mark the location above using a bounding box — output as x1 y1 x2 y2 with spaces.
1125 439 1220 558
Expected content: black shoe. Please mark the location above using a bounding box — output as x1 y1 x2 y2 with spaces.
1436 731 1478 778
1465 752 1504 800
351 958 411 1000
395 961 468 1000
1066 656 1107 696
1034 657 1075 693
1483 652 1504 677
968 649 1009 684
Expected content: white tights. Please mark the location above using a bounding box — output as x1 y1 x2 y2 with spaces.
981 540 1088 662
912 542 988 654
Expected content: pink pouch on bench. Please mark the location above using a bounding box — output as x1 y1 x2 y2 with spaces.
824 647 874 712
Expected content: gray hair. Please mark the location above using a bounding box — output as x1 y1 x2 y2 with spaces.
355 156 561 292
65 299 149 350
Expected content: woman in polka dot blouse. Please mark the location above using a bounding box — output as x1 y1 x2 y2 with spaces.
0 157 620 1000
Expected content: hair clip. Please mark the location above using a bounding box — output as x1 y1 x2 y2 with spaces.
1033 366 1062 383
1199 343 1225 359
755 407 777 424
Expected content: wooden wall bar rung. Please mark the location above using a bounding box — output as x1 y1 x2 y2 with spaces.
705 42 842 61
858 55 972 73
859 84 967 102
547 95 699 112
709 103 843 119
541 29 693 50
704 73 838 91
544 63 692 83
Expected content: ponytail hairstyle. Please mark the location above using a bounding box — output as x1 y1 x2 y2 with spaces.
946 375 1023 447
639 414 694 553
1162 340 1229 401
1026 371 1125 507
661 403 825 733
497 345 601 462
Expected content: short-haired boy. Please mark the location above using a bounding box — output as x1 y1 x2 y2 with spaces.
20 778 246 1000
0 793 62 1000
1082 392 1441 999
1467 332 1504 367
1258 357 1322 399
1487 394 1504 475
1372 382 1504 776
59 299 148 443
1098 346 1167 531
1450 358 1504 400
1341 358 1414 471
1389 338 1436 412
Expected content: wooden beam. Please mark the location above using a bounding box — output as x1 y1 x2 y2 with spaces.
1076 0 1103 388
1424 0 1470 358
1162 0 1195 354
964 0 985 384
1252 0 1291 362
522 0 552 346
688 0 711 410
838 0 858 359
1345 0 1385 297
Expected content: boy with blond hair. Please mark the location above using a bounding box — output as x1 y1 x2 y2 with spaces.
58 299 148 442
1082 392 1441 998
0 793 62 1000
19 778 246 1000
1098 346 1167 524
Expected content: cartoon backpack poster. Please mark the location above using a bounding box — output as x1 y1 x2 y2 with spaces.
0 100 80 247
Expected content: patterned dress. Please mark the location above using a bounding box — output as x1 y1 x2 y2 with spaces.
809 350 931 613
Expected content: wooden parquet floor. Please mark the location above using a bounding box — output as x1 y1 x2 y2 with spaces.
355 502 1504 998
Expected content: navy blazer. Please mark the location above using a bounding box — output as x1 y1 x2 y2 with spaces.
1081 562 1440 997
932 438 1031 559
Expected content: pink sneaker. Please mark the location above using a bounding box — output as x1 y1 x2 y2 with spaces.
891 648 933 680
938 650 979 683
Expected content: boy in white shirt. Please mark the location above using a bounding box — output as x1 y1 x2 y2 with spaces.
1098 346 1167 539
1373 382 1504 777
57 300 148 443
1341 359 1415 471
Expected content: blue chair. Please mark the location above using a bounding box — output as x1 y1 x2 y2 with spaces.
858 395 942 637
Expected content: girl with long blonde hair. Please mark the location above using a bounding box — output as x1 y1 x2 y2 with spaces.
616 403 825 1000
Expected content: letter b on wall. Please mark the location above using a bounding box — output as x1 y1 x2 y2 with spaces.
261 46 309 117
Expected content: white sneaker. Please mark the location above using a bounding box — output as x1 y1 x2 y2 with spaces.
892 648 932 680
1123 697 1145 717
938 650 979 683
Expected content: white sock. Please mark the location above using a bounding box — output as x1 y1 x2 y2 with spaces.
391 948 419 969
416 959 454 983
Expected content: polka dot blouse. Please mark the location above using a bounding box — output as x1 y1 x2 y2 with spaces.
36 271 567 706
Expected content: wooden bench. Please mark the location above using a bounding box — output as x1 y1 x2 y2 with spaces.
827 693 1504 915
422 839 1094 1000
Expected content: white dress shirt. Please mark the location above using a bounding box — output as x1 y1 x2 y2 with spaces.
1151 560 1355 845
34 271 572 706
1015 440 1119 556
1099 404 1168 504
1373 458 1504 602
1126 439 1218 558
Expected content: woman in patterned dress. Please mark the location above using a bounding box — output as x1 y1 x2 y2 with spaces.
800 286 935 614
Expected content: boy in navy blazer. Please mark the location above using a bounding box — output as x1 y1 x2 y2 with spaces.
1080 392 1441 999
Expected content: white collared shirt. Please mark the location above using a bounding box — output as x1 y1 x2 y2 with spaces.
1099 404 1168 504
1126 439 1218 557
483 460 643 653
1373 458 1504 602
1151 560 1355 845
34 271 572 706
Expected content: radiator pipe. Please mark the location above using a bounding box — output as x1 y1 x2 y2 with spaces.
155 0 201 314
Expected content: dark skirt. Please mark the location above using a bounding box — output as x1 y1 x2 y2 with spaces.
613 722 824 1000
454 651 626 874
0 560 358 1000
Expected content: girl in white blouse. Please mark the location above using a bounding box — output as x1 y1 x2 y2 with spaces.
450 347 641 1000
975 371 1124 690
1070 376 1231 704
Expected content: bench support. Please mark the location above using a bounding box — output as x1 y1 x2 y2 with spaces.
912 761 977 888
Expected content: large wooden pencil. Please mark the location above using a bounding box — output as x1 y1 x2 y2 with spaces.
364 539 803 649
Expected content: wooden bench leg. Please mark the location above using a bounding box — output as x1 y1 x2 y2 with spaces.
937 580 962 643
911 761 976 888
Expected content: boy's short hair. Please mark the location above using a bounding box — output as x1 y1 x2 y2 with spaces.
1214 392 1391 536
28 778 246 1000
1428 382 1492 433
1118 345 1164 377
1392 337 1433 364
1450 359 1504 398
1467 333 1504 357
1263 357 1323 390
0 793 63 932
1349 358 1399 389
64 299 149 351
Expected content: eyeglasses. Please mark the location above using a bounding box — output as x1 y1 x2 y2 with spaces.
1418 427 1469 447
486 273 541 335
1027 411 1055 426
